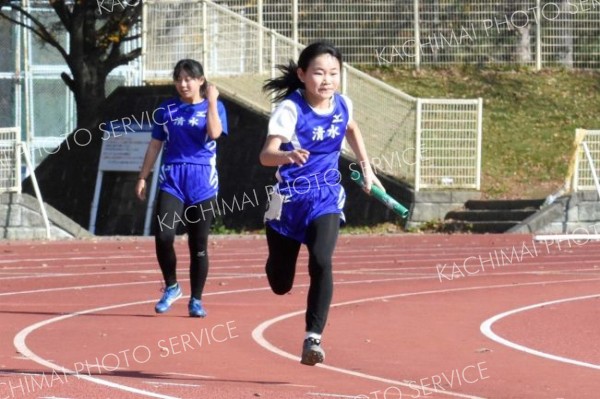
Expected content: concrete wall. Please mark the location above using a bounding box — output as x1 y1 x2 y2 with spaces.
0 193 92 239
532 191 600 234
406 190 481 230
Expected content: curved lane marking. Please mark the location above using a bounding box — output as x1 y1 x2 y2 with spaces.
252 277 600 399
480 293 600 370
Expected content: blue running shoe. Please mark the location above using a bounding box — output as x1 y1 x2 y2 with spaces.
155 283 182 313
188 298 207 318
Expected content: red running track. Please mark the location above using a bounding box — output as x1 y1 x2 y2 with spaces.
0 233 599 399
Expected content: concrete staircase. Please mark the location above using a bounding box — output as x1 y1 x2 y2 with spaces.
444 199 545 233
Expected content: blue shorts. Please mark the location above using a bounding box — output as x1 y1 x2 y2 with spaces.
158 163 218 205
264 182 346 244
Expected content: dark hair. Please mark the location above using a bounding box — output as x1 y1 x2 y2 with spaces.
173 59 208 98
262 41 343 103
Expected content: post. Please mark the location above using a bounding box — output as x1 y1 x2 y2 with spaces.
536 0 542 70
292 0 299 58
414 0 421 70
415 99 422 191
258 0 264 73
20 142 51 239
202 1 208 72
476 98 483 190
270 31 276 110
341 63 348 95
140 0 146 83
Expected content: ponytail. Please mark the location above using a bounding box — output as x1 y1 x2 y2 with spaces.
262 41 343 104
262 60 304 103
200 80 208 98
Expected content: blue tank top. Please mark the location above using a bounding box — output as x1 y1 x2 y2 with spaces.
152 97 228 165
277 90 350 192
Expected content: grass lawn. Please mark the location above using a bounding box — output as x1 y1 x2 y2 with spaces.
362 66 600 199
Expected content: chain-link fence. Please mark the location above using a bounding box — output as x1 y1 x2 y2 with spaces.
217 0 600 69
144 0 483 190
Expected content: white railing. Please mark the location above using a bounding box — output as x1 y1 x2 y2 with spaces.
0 126 51 238
142 0 483 191
416 99 483 191
573 129 600 193
0 127 21 193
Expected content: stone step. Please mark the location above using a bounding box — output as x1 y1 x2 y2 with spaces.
446 209 537 222
443 220 519 234
464 199 544 211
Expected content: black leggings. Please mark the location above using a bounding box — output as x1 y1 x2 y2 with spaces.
265 213 340 334
154 191 216 299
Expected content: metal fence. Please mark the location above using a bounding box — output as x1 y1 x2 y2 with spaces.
0 127 21 193
143 0 483 190
217 0 600 69
416 99 483 190
573 129 600 192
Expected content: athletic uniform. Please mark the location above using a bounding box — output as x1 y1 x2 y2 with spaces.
151 97 227 317
264 89 352 243
152 97 228 203
264 89 353 361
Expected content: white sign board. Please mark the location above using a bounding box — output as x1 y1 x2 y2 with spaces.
90 124 161 235
98 130 152 172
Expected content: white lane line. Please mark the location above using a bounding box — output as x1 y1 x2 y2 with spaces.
143 381 202 388
252 276 600 399
307 393 358 398
480 293 600 370
37 397 76 399
13 286 273 399
0 275 434 298
13 298 183 399
3 266 600 298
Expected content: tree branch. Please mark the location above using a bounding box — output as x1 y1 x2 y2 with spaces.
48 0 72 31
0 4 69 62
60 71 75 93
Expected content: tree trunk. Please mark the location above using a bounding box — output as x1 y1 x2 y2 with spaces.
69 61 108 128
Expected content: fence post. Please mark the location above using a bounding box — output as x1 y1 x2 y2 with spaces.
270 30 276 110
258 0 264 73
292 0 299 58
415 99 422 191
202 1 208 71
536 0 542 70
476 98 483 190
414 0 421 70
341 63 348 95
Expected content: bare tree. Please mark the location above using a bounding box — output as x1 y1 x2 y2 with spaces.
0 0 142 126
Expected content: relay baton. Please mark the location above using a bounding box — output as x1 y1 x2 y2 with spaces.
350 171 410 219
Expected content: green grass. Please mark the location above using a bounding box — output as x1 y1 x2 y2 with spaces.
362 66 600 199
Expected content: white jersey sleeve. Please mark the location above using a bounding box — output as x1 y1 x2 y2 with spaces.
340 94 353 124
268 99 298 143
